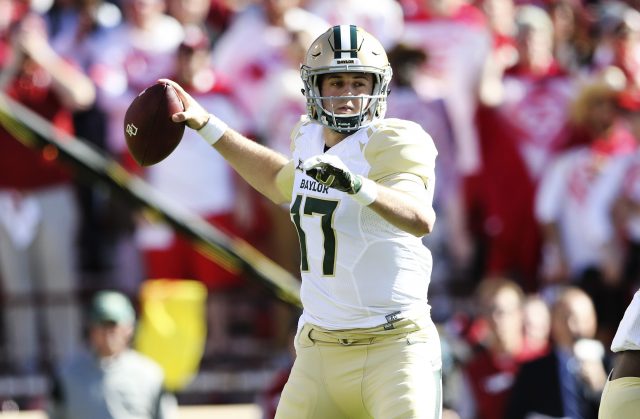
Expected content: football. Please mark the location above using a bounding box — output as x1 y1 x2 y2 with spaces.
124 82 185 166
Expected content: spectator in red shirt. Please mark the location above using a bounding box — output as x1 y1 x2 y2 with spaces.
457 277 544 419
467 4 579 291
0 0 95 382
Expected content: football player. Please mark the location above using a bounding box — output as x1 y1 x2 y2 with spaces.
599 289 640 419
162 24 442 418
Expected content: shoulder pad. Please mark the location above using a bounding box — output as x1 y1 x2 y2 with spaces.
289 116 313 152
364 119 437 183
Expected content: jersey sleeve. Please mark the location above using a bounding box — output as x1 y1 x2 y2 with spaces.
379 173 433 208
288 116 309 153
364 119 437 189
275 160 295 202
611 289 640 352
275 117 310 202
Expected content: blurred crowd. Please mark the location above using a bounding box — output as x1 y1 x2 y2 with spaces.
2 0 640 417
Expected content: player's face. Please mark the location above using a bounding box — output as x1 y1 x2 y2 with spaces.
320 72 374 115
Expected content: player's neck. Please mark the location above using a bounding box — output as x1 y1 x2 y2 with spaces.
323 127 349 148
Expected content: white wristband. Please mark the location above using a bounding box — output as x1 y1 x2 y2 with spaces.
197 114 228 146
351 176 377 206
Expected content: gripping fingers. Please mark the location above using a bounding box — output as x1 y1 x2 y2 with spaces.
301 155 354 192
301 156 333 185
316 168 336 186
305 166 335 186
301 156 325 172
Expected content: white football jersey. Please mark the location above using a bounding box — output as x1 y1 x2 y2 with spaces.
611 289 640 352
286 118 438 329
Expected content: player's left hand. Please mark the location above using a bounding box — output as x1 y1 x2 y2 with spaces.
302 155 362 194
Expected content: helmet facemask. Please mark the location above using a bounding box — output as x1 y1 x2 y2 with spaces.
300 25 393 134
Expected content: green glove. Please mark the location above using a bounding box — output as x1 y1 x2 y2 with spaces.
301 155 362 194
